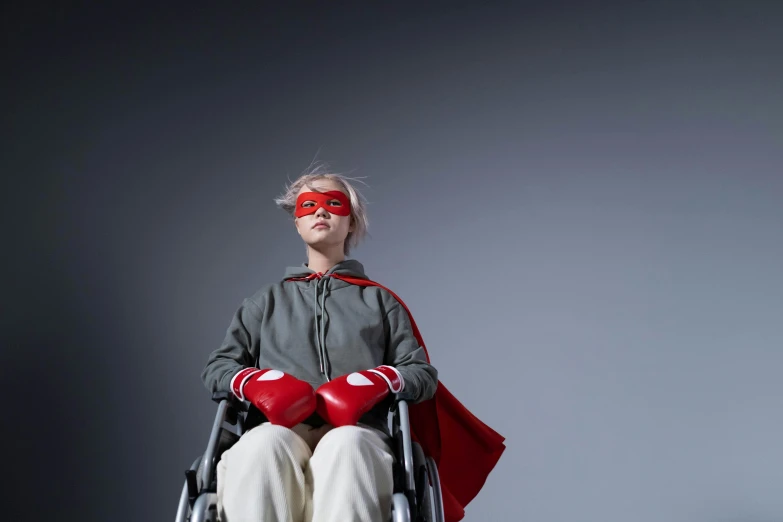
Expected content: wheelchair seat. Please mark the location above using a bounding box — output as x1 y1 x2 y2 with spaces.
174 391 445 522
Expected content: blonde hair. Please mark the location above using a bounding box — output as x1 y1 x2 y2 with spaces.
274 162 370 255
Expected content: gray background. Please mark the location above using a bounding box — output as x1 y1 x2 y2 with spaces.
3 2 782 521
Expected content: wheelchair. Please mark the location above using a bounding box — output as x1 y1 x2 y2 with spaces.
175 391 446 522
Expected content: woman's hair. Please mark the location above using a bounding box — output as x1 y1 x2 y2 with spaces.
274 162 370 255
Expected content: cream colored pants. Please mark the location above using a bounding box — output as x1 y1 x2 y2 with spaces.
216 422 395 522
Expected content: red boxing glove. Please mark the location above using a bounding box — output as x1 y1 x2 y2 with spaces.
315 365 404 427
231 367 316 428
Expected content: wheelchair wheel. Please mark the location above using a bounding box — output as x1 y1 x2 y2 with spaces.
176 454 219 522
411 442 433 521
425 456 445 522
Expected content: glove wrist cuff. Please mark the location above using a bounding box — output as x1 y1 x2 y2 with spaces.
369 365 404 393
230 367 262 401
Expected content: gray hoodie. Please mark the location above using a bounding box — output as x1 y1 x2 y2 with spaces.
201 259 439 434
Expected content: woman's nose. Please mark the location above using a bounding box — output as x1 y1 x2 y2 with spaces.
315 206 329 217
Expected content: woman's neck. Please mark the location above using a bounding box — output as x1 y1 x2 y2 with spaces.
306 246 346 274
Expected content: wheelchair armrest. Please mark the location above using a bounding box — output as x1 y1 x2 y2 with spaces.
211 390 248 412
390 394 416 495
393 391 416 403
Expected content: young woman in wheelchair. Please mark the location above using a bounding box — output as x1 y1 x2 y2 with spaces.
201 165 438 522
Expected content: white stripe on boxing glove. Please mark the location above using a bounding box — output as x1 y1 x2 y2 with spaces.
230 367 262 401
368 365 405 394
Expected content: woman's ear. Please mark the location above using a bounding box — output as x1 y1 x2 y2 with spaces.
294 216 302 236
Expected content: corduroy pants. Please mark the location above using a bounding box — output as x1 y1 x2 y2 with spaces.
216 422 395 522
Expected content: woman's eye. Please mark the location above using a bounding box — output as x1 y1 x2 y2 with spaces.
302 202 314 207
327 200 342 206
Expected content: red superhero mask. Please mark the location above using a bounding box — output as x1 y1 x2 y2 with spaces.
294 190 351 217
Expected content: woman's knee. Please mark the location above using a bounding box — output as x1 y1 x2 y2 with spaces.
223 423 311 466
310 425 395 505
315 425 392 458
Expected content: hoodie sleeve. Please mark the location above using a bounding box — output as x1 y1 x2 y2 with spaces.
201 297 263 395
383 300 438 403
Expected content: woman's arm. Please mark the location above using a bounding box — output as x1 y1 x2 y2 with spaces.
201 298 263 394
383 300 439 403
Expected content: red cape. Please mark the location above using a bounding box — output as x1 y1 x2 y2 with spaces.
329 274 507 522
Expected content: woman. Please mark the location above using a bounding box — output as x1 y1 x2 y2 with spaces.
201 166 439 522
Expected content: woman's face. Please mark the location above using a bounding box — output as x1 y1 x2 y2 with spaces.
294 179 354 252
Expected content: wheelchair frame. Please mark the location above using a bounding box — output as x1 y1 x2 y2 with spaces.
175 391 445 522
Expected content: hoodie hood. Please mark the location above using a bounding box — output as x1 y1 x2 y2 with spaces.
282 258 369 281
